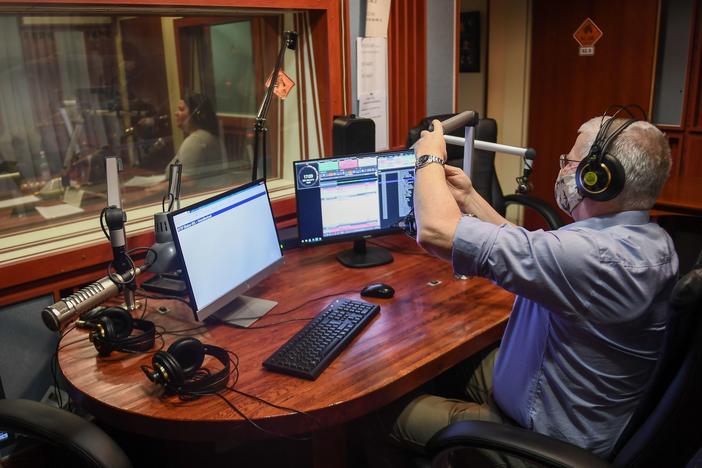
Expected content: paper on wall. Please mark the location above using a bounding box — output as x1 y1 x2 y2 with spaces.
365 0 392 38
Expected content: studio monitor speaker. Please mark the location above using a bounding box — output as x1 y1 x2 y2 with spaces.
332 115 375 156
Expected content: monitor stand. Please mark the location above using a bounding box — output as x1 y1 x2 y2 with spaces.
336 239 393 268
212 296 278 328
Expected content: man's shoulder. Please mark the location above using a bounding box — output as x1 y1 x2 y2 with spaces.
558 217 675 269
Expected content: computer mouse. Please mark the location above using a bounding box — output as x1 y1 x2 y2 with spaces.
361 283 395 299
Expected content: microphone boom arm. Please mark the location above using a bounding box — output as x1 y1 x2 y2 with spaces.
251 31 298 181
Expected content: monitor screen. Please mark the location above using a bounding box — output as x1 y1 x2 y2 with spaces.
168 179 283 321
293 150 415 267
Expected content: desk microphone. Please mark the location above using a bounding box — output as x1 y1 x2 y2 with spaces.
42 266 144 332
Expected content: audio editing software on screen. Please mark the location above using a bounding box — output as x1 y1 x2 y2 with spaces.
294 150 415 244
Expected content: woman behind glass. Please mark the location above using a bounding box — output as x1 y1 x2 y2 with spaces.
167 93 223 177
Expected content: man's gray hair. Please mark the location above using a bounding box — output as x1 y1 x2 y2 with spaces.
578 117 671 210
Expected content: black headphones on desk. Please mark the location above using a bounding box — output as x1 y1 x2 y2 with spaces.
575 104 645 202
141 337 231 397
77 307 156 357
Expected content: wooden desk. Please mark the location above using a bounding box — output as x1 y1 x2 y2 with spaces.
58 235 514 443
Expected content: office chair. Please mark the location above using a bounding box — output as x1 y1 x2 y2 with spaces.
0 295 132 468
655 214 702 275
407 114 564 230
0 399 132 468
427 250 702 468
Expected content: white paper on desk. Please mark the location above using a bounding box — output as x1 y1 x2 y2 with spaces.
124 174 166 188
0 194 40 209
35 203 84 219
359 92 388 151
365 0 392 38
357 37 388 96
63 187 84 208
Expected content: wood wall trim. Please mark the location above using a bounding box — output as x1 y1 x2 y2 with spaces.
387 0 426 148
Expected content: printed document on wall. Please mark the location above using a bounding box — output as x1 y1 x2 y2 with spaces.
365 0 391 38
357 37 388 150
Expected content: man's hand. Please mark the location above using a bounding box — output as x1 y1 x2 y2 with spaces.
444 164 473 213
415 119 448 162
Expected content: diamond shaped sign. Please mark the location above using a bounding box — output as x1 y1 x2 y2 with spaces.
265 70 296 100
573 18 603 47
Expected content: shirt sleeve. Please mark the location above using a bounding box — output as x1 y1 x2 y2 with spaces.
451 216 668 323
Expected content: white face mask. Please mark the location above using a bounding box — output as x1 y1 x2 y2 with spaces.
554 172 583 216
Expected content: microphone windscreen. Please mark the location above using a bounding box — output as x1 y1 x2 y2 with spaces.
428 111 479 133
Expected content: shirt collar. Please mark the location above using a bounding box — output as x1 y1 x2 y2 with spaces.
561 210 651 231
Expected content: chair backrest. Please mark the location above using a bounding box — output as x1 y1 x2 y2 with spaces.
612 254 702 467
0 295 58 401
406 115 507 216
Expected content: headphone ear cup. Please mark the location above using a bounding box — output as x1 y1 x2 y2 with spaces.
576 154 625 202
167 337 205 380
91 316 115 356
101 308 134 339
152 350 186 387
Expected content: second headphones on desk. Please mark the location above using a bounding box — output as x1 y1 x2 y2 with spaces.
78 307 156 357
141 337 231 396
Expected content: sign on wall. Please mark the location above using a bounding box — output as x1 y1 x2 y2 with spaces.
573 18 603 56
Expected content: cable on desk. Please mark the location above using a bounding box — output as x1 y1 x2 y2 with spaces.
210 289 358 329
136 289 195 312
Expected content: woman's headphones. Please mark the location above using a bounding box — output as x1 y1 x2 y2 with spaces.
78 307 156 357
575 105 644 202
141 337 230 396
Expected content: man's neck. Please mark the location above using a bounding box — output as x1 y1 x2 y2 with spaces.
571 198 623 221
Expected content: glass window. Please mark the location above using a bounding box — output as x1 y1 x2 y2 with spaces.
0 8 324 259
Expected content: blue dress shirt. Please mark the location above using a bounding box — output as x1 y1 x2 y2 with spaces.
451 210 678 457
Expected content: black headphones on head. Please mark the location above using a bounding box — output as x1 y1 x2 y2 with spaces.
78 307 156 357
575 104 646 202
141 337 231 396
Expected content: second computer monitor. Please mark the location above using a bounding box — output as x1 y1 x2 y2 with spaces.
293 149 415 268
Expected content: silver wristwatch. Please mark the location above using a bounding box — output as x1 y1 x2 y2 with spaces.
415 154 445 170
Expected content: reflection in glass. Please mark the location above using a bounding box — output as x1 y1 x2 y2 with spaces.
0 10 317 242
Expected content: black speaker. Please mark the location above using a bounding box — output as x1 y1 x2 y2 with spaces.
332 115 375 156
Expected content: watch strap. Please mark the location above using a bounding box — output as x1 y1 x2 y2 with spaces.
416 154 445 170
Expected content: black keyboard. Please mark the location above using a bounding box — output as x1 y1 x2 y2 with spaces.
263 298 380 380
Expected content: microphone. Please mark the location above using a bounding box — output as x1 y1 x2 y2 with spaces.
410 111 480 150
42 266 144 332
105 206 130 274
427 111 479 133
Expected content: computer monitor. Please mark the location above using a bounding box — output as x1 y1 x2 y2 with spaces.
168 179 283 323
293 149 415 268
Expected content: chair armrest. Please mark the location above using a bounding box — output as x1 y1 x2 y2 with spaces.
426 420 610 468
502 194 565 230
0 399 131 468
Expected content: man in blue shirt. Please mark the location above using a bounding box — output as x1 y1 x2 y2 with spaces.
393 115 678 459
